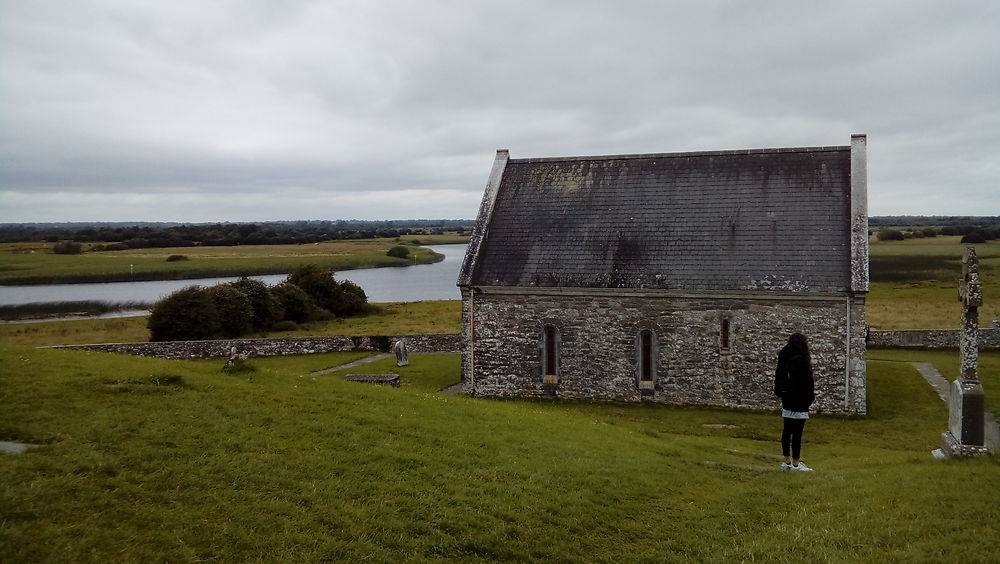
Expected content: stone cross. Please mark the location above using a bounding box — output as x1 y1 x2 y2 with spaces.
958 246 982 381
941 246 988 456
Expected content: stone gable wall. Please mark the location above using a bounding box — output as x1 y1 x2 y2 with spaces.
51 334 460 359
463 291 867 415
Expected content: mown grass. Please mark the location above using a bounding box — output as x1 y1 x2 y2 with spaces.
2 346 999 562
868 348 1000 420
0 316 152 346
270 300 461 339
0 300 462 346
0 237 461 285
868 237 999 329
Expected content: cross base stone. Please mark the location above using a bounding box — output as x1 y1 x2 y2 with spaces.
939 379 988 457
941 432 989 457
949 379 985 445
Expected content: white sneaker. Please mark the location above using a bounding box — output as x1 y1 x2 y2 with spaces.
790 462 813 472
780 462 792 470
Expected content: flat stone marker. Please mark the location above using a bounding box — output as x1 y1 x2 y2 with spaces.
344 373 400 387
0 441 37 454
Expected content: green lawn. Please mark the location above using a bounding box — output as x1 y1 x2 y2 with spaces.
0 236 462 285
2 345 998 562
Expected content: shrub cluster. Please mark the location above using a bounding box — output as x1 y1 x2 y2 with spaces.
52 240 83 254
874 223 1000 242
876 229 905 241
386 245 410 259
148 265 367 341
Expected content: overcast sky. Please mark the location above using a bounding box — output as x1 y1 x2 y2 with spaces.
1 0 997 223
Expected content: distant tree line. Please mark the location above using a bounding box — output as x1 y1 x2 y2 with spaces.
869 216 1000 228
876 223 1000 243
148 264 370 341
0 220 474 249
870 216 1000 244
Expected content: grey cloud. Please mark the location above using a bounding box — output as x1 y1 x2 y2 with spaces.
1 0 998 221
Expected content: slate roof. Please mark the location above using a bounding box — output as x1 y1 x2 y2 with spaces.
467 146 854 292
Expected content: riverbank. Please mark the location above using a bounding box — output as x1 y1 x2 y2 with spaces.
0 300 150 322
0 236 463 286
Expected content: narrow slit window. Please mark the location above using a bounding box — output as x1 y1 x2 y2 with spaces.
543 325 558 382
721 319 731 350
640 330 653 382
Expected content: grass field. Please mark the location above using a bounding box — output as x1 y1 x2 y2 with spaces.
0 300 462 346
0 234 467 285
868 236 999 329
1 344 998 562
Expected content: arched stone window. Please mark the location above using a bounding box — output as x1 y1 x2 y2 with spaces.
541 325 560 384
636 329 657 390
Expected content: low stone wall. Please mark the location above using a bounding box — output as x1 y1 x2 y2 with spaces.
868 322 1000 349
51 334 461 359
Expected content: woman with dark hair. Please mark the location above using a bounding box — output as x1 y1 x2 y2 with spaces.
774 333 815 471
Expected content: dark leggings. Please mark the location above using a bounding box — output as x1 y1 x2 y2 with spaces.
781 418 807 459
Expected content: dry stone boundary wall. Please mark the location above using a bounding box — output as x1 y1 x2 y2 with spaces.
51 334 460 359
868 322 1000 349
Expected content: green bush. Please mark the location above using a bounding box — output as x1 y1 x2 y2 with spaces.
207 284 254 338
286 264 338 307
270 282 328 323
227 278 283 330
386 245 410 259
877 229 905 241
285 264 368 317
148 286 221 341
328 280 368 317
166 255 189 262
52 240 83 255
148 263 368 341
961 231 987 244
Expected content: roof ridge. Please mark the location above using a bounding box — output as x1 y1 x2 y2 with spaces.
508 145 850 164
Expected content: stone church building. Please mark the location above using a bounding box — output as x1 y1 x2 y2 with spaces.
458 135 869 414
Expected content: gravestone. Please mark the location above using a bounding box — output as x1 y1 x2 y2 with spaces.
393 339 409 367
941 247 989 456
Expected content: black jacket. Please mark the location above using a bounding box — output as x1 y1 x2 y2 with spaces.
773 345 815 412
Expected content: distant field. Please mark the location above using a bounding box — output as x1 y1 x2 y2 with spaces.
868 236 999 329
0 234 467 285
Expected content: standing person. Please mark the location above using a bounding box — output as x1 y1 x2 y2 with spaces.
774 333 815 471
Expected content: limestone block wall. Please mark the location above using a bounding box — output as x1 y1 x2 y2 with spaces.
52 334 461 359
463 290 867 415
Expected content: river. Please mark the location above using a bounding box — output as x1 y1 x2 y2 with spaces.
0 244 468 309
